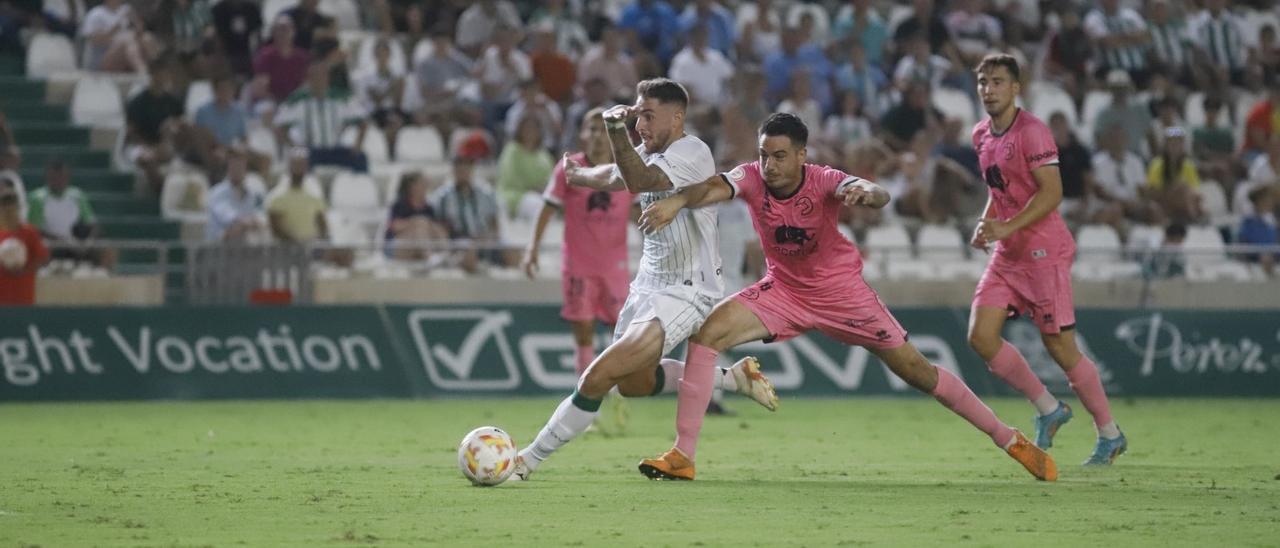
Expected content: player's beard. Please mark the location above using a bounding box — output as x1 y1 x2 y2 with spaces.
642 128 671 153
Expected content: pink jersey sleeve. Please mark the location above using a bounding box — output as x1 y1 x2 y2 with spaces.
812 164 861 203
720 161 759 203
1020 120 1060 172
542 161 568 206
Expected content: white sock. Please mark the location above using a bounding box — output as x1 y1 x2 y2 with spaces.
1097 421 1121 439
658 359 684 395
519 394 599 469
1031 390 1059 416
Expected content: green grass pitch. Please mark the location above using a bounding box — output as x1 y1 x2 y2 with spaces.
2 397 1277 546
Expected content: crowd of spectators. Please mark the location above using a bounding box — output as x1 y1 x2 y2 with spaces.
0 0 1276 281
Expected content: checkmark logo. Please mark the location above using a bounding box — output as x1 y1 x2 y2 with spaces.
408 309 521 390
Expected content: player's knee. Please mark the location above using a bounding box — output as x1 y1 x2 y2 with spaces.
689 323 731 352
578 364 614 399
967 330 1000 359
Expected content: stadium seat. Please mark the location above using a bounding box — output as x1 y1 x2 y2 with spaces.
330 172 384 226
247 124 280 165
1184 92 1207 129
160 170 210 223
43 0 85 22
1187 261 1254 282
1076 224 1123 262
932 87 975 129
70 76 124 128
886 259 942 281
916 224 965 261
356 35 409 76
26 33 77 78
1028 80 1077 128
320 0 361 31
395 126 446 164
1239 9 1280 48
863 224 912 262
1080 90 1112 146
936 259 988 281
341 125 389 164
1199 180 1233 230
1183 225 1227 265
325 210 372 246
184 80 213 119
1125 224 1165 259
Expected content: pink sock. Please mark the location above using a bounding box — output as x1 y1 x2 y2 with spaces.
1066 355 1114 429
987 340 1052 403
574 345 594 378
931 365 1017 448
674 343 718 459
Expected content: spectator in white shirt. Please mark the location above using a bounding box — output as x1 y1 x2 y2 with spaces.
205 147 268 243
1092 123 1164 225
669 24 734 106
474 26 532 137
357 39 424 161
944 0 1002 66
78 0 157 74
893 34 952 93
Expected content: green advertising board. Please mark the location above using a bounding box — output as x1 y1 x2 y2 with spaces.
1 306 1277 401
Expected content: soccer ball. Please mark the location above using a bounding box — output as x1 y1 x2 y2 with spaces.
0 237 26 270
457 426 518 486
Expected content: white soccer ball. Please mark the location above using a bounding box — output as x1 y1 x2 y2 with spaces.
457 426 518 486
0 237 26 270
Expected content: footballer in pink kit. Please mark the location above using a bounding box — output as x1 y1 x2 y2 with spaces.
524 108 632 378
968 54 1126 465
634 112 1057 482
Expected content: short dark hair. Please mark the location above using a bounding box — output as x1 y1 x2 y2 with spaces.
1165 222 1188 240
1203 95 1224 111
974 53 1021 82
636 78 689 110
45 157 68 170
1248 186 1272 205
760 112 808 147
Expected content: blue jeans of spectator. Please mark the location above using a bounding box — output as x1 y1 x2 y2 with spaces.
309 147 368 173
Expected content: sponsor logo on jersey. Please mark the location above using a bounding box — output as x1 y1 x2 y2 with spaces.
1025 150 1057 164
587 190 612 212
983 165 1007 192
774 225 814 246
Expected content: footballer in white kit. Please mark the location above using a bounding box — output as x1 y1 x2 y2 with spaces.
512 79 779 481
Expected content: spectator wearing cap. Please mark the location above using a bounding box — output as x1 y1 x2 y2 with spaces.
1238 186 1278 275
1147 127 1203 224
0 177 49 306
455 0 522 59
1084 0 1151 87
1092 70 1152 159
211 0 262 77
253 16 311 103
28 159 114 269
577 25 639 105
206 147 267 243
275 59 369 172
281 0 334 50
429 152 507 273
1242 74 1280 163
1187 0 1247 89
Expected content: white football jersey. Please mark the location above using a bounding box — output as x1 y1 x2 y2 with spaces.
626 134 723 296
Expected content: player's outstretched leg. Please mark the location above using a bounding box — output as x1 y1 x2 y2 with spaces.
624 357 778 411
969 305 1070 449
638 300 772 481
514 321 664 480
873 342 1058 482
1041 330 1126 465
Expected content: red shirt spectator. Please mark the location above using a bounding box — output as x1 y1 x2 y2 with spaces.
1244 97 1280 154
0 185 49 306
253 17 312 102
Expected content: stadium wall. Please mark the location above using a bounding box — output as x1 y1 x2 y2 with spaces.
1 305 1277 401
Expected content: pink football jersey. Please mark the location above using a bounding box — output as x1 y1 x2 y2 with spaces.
723 162 864 293
543 152 632 276
972 109 1076 266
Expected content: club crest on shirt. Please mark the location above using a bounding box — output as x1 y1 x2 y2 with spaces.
1002 142 1014 160
797 196 814 216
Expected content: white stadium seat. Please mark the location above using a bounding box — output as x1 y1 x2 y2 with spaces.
70 76 124 128
396 126 447 164
1198 180 1233 230
261 0 293 26
1028 80 1077 128
1126 224 1165 259
932 87 975 129
185 80 213 120
1076 224 1123 262
1187 261 1254 282
320 0 361 31
887 260 942 281
1184 91 1207 129
1183 226 1227 265
330 173 384 225
863 224 912 262
412 38 435 66
341 125 389 164
916 224 965 261
26 33 77 78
